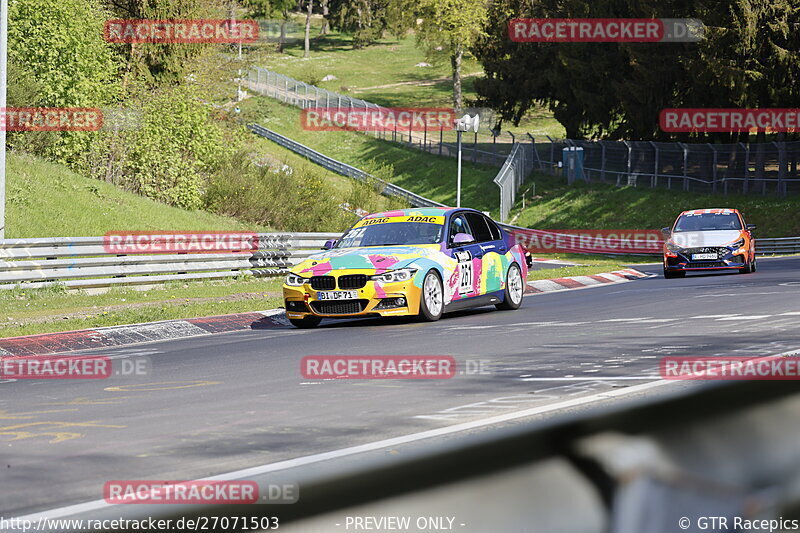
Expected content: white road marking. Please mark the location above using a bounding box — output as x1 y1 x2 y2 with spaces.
521 376 660 381
690 314 740 319
716 315 772 321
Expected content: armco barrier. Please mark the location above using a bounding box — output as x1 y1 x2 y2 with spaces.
248 124 446 209
0 233 338 290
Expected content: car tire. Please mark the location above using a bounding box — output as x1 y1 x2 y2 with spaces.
739 258 753 274
419 270 444 321
496 263 524 311
751 256 757 272
289 316 322 329
664 268 685 279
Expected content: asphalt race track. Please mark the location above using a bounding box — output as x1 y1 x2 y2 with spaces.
2 256 799 517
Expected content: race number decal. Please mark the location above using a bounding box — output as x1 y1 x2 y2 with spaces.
338 227 366 248
454 250 473 295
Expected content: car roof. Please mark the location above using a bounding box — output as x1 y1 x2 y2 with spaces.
680 208 740 216
361 207 472 219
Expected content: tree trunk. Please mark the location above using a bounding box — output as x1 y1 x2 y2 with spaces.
278 16 287 53
304 0 313 58
319 0 329 35
451 43 463 113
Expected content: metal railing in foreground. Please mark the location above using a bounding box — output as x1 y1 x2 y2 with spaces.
22 379 800 532
0 233 338 290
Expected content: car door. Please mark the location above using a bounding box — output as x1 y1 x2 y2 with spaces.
465 212 508 294
447 212 485 298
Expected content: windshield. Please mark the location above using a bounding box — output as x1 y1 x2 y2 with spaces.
674 213 742 232
336 221 443 248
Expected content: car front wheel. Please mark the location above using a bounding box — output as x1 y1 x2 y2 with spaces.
419 270 444 321
496 263 524 310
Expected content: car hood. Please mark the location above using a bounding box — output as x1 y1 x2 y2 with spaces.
669 230 744 248
291 245 443 276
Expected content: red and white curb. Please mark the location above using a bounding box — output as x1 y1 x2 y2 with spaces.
526 268 651 294
0 309 290 357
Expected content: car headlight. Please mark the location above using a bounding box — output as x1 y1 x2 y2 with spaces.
728 238 745 250
665 242 682 253
370 268 417 284
285 273 308 286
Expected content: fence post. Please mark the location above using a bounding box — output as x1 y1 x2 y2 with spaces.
775 141 786 196
546 135 555 175
472 131 478 164
599 141 606 183
650 141 659 188
680 142 689 191
527 133 543 171
740 142 750 194
622 140 631 187
439 126 443 156
708 143 718 194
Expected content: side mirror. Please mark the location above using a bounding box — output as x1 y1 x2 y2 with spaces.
661 227 671 237
452 233 475 245
322 239 337 250
746 224 756 231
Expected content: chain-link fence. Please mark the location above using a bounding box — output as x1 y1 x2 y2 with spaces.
244 66 515 168
534 138 800 196
244 66 800 203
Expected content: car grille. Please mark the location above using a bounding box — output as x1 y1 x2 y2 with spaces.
684 247 728 257
310 276 336 290
338 274 368 290
311 300 368 315
686 261 727 268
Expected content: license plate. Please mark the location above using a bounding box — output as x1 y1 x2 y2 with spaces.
692 253 717 260
317 290 358 300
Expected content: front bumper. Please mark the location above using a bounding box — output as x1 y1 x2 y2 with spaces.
282 270 423 320
663 247 749 271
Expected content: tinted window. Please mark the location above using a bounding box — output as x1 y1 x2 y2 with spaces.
485 216 502 241
448 214 473 243
336 222 443 248
464 213 494 243
674 213 743 232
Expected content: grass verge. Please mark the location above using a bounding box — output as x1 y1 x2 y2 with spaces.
5 152 268 238
239 96 501 214
514 173 800 238
0 277 284 338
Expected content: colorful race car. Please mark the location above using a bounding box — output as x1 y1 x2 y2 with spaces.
282 207 530 328
662 208 756 279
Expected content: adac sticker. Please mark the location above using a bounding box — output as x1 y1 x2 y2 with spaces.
354 215 445 228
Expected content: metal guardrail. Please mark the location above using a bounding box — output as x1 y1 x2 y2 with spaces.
0 233 339 290
248 124 446 209
755 237 800 255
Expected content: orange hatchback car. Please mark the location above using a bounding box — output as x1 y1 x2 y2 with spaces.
662 208 756 279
